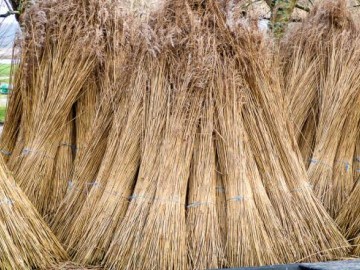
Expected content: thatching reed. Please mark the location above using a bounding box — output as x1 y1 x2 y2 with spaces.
215 170 227 253
6 0 112 218
1 0 358 268
102 0 351 268
212 0 350 263
187 85 225 269
46 115 75 222
0 154 67 269
51 11 131 240
280 0 360 218
74 73 99 158
104 57 170 269
65 43 146 264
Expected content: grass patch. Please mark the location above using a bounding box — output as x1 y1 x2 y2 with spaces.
0 106 7 123
0 77 9 83
0 64 11 77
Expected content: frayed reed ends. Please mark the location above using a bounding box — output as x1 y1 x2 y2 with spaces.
0 155 67 269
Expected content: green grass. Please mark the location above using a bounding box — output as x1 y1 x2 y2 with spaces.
0 64 17 84
0 106 7 123
0 64 11 77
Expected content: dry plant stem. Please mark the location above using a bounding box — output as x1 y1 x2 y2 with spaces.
352 132 360 184
186 89 225 269
298 112 317 168
0 155 67 269
75 73 99 157
45 115 75 222
214 59 286 266
68 58 146 265
51 60 126 241
308 36 360 218
212 2 350 260
336 122 360 243
280 41 319 150
133 78 203 270
104 60 170 269
215 169 227 255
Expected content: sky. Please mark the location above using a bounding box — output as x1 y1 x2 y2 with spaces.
0 0 20 49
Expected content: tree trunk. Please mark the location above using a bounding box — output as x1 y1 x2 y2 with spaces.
265 0 298 38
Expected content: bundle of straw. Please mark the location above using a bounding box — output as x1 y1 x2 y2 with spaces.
74 72 99 157
212 0 350 262
280 0 360 218
10 0 111 217
65 46 146 264
187 82 225 269
0 155 67 269
46 115 75 221
104 57 170 269
51 16 131 240
214 56 287 266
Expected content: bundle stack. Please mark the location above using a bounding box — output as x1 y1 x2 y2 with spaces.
47 0 350 268
0 0 358 269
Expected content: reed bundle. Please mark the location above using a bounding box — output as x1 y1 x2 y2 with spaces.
212 1 350 263
75 73 99 158
0 154 67 269
103 1 352 268
65 46 146 264
48 115 75 221
214 58 285 266
6 0 112 219
280 0 360 218
51 14 131 240
122 62 203 270
1 0 357 268
186 71 225 269
104 57 170 269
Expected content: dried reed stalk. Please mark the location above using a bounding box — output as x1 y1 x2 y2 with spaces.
352 132 360 185
75 73 99 157
280 0 360 217
307 35 360 217
51 19 131 240
214 58 289 266
186 89 225 269
0 154 67 269
104 59 170 269
66 53 146 265
10 0 109 216
211 0 350 261
297 112 317 168
215 169 227 254
44 115 75 222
